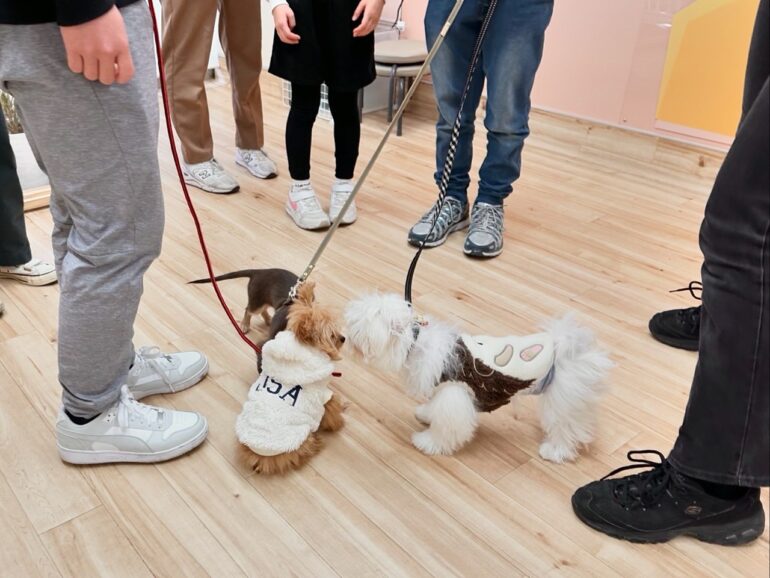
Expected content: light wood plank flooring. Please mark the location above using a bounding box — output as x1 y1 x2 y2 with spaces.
1 75 767 577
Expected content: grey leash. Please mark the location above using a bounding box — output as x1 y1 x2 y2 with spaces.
288 0 468 302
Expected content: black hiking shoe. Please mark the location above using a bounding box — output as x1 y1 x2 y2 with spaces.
648 281 702 351
572 450 765 545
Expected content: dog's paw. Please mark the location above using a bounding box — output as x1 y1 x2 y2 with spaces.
538 440 578 464
411 431 452 456
414 404 431 425
239 322 251 334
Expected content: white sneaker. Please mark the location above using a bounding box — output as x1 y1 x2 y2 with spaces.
183 159 240 194
329 180 358 225
285 182 331 230
235 148 278 179
127 346 209 400
56 385 208 464
0 258 57 286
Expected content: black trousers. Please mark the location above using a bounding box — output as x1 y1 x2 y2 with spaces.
669 0 769 487
286 83 360 181
0 108 31 267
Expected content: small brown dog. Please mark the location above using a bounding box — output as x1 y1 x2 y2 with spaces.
235 282 347 474
190 268 298 365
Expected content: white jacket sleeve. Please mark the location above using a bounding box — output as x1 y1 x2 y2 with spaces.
269 0 289 11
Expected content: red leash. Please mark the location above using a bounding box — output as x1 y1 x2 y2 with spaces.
147 1 261 355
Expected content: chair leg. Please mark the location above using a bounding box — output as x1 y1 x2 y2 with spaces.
397 77 405 136
387 66 397 123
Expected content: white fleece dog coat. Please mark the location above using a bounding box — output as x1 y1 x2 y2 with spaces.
236 331 334 456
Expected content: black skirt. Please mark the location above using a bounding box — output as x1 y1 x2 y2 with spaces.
269 0 376 91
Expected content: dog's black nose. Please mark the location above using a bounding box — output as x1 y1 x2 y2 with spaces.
340 335 346 343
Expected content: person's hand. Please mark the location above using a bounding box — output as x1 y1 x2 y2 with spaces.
273 4 301 44
352 0 384 37
59 6 134 85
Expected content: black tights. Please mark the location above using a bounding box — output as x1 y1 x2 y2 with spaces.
286 83 360 181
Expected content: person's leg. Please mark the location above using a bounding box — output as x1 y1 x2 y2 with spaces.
646 0 769 349
572 62 768 549
284 84 329 230
741 0 769 123
477 0 553 205
219 0 264 152
0 107 31 267
327 87 360 224
407 0 484 248
327 87 360 180
286 84 321 181
221 0 277 179
162 0 218 165
1 3 163 416
424 0 486 205
669 81 770 488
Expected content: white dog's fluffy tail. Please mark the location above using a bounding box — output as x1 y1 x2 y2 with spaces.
537 314 613 463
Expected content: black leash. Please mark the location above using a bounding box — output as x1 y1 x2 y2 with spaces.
404 0 499 303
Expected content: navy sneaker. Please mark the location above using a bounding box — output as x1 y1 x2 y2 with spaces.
408 197 469 248
464 202 504 258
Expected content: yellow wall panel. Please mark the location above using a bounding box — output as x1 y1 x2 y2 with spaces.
656 0 759 137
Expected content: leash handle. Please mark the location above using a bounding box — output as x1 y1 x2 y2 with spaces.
288 0 469 300
404 0 499 303
147 1 262 355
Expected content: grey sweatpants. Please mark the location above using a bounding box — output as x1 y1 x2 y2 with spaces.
0 2 164 417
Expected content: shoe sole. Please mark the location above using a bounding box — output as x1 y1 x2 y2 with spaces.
130 358 210 401
408 218 470 248
648 322 699 351
285 205 331 230
57 419 209 465
572 496 765 546
235 158 277 180
182 173 240 194
463 245 503 258
0 270 58 286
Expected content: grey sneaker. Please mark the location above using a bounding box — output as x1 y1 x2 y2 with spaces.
56 385 208 464
464 202 504 257
127 347 209 400
408 197 469 248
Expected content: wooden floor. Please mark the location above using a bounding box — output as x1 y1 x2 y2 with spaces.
1 74 767 577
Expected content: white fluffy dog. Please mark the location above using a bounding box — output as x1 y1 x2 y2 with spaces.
344 293 612 462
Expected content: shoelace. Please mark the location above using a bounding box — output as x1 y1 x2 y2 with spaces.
421 199 463 237
470 204 504 238
193 160 226 180
132 346 177 388
241 150 269 165
116 385 164 428
670 281 703 331
670 281 703 301
601 450 681 509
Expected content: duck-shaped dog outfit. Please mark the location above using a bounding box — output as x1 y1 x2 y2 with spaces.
236 330 333 456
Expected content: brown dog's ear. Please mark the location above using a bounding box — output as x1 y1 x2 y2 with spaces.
295 281 316 306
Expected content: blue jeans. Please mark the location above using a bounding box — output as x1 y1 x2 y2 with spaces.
425 0 553 206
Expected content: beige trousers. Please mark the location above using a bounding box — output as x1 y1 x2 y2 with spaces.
162 0 265 164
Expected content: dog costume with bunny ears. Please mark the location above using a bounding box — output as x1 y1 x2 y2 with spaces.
236 330 334 457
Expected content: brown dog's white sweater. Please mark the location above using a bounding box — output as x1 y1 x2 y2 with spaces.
236 331 334 456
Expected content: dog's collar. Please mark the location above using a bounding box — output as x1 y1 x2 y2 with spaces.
411 315 428 341
528 364 556 395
